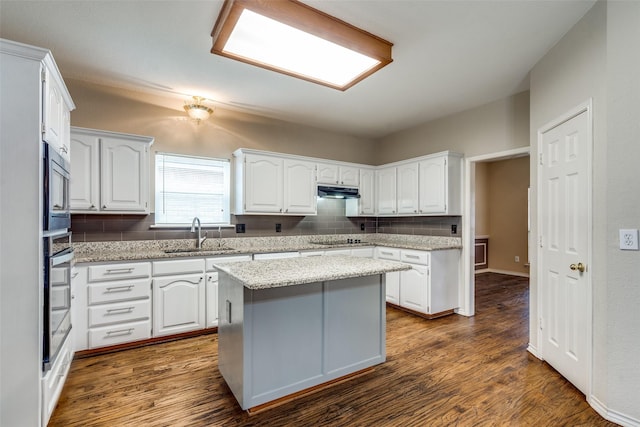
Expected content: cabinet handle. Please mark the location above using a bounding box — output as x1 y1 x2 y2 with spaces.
59 145 68 154
106 284 134 292
105 267 135 274
405 254 420 259
226 300 232 324
106 306 134 314
106 328 134 337
53 204 63 209
71 271 79 279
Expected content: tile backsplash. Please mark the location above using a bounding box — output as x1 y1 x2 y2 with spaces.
71 198 461 242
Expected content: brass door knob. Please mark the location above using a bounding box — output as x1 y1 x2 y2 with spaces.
570 262 586 272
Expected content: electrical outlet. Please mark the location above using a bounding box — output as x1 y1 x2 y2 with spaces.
451 224 457 234
275 223 282 233
235 223 245 234
515 256 520 263
619 229 639 250
360 223 365 231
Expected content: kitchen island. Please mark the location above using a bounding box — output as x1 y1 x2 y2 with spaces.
213 255 410 411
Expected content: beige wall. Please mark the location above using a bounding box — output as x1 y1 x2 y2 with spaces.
474 162 489 236
530 0 640 419
484 157 529 275
67 79 378 213
529 0 608 408
375 91 530 163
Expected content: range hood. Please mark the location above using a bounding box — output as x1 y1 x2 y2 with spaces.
317 185 360 199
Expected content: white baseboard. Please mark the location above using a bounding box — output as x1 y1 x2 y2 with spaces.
527 343 541 359
589 395 640 427
476 268 530 278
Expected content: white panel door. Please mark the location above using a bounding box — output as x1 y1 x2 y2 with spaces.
100 137 147 211
43 67 63 149
244 154 283 213
206 274 219 328
283 159 316 214
385 271 400 305
418 156 447 214
397 163 419 214
316 163 339 185
540 109 589 395
153 274 205 336
339 166 359 187
376 167 397 215
70 134 99 211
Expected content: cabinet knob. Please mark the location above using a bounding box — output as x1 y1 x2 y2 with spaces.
89 204 96 210
103 205 107 209
279 208 283 212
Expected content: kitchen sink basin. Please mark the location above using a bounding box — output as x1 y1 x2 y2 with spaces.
164 247 234 254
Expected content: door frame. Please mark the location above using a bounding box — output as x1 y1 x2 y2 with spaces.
536 99 593 396
461 146 530 317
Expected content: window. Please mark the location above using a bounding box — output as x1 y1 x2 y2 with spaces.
155 153 230 225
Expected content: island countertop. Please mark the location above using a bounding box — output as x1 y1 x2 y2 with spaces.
213 255 411 290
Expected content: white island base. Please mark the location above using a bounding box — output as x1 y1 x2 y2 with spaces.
217 271 388 411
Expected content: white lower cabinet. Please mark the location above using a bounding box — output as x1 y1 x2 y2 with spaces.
152 259 205 337
41 332 73 426
74 262 152 351
377 247 460 316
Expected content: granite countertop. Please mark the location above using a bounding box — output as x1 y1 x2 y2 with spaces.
213 255 412 290
72 234 462 263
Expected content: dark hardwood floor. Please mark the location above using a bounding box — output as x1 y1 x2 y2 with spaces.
50 273 615 426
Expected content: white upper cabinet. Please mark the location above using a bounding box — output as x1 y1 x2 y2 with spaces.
283 159 317 214
397 163 419 214
70 127 154 214
43 66 72 162
70 131 100 211
346 167 376 217
234 149 316 215
317 163 359 187
376 166 397 215
418 153 462 215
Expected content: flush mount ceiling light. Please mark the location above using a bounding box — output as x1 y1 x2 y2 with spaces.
211 0 393 91
184 96 214 123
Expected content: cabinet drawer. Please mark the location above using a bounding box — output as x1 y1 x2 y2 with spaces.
377 247 401 261
152 258 205 276
88 262 151 282
88 299 150 327
88 278 151 304
401 250 429 265
205 255 251 271
88 320 151 348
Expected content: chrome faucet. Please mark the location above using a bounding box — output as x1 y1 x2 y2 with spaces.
191 217 206 249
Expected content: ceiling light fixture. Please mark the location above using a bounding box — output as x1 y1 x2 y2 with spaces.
184 96 214 123
210 0 393 91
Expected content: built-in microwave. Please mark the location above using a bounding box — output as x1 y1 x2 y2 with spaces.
43 142 71 232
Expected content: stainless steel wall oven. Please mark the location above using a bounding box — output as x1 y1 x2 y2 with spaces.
43 142 71 232
43 232 73 371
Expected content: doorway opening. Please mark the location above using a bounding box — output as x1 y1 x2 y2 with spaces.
460 147 530 317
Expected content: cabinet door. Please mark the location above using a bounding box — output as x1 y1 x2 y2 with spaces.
339 166 360 187
43 67 64 150
317 163 339 185
283 159 316 214
70 133 100 211
206 273 219 328
419 156 447 214
385 271 400 305
400 265 429 313
244 154 284 213
101 137 148 212
153 274 205 336
397 163 419 214
376 167 397 215
359 169 376 215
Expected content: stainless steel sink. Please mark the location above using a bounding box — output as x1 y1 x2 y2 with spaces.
163 247 234 254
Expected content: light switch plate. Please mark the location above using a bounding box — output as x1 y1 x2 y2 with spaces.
619 229 639 250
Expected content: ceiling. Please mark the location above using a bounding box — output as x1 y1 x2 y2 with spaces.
0 1 595 139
